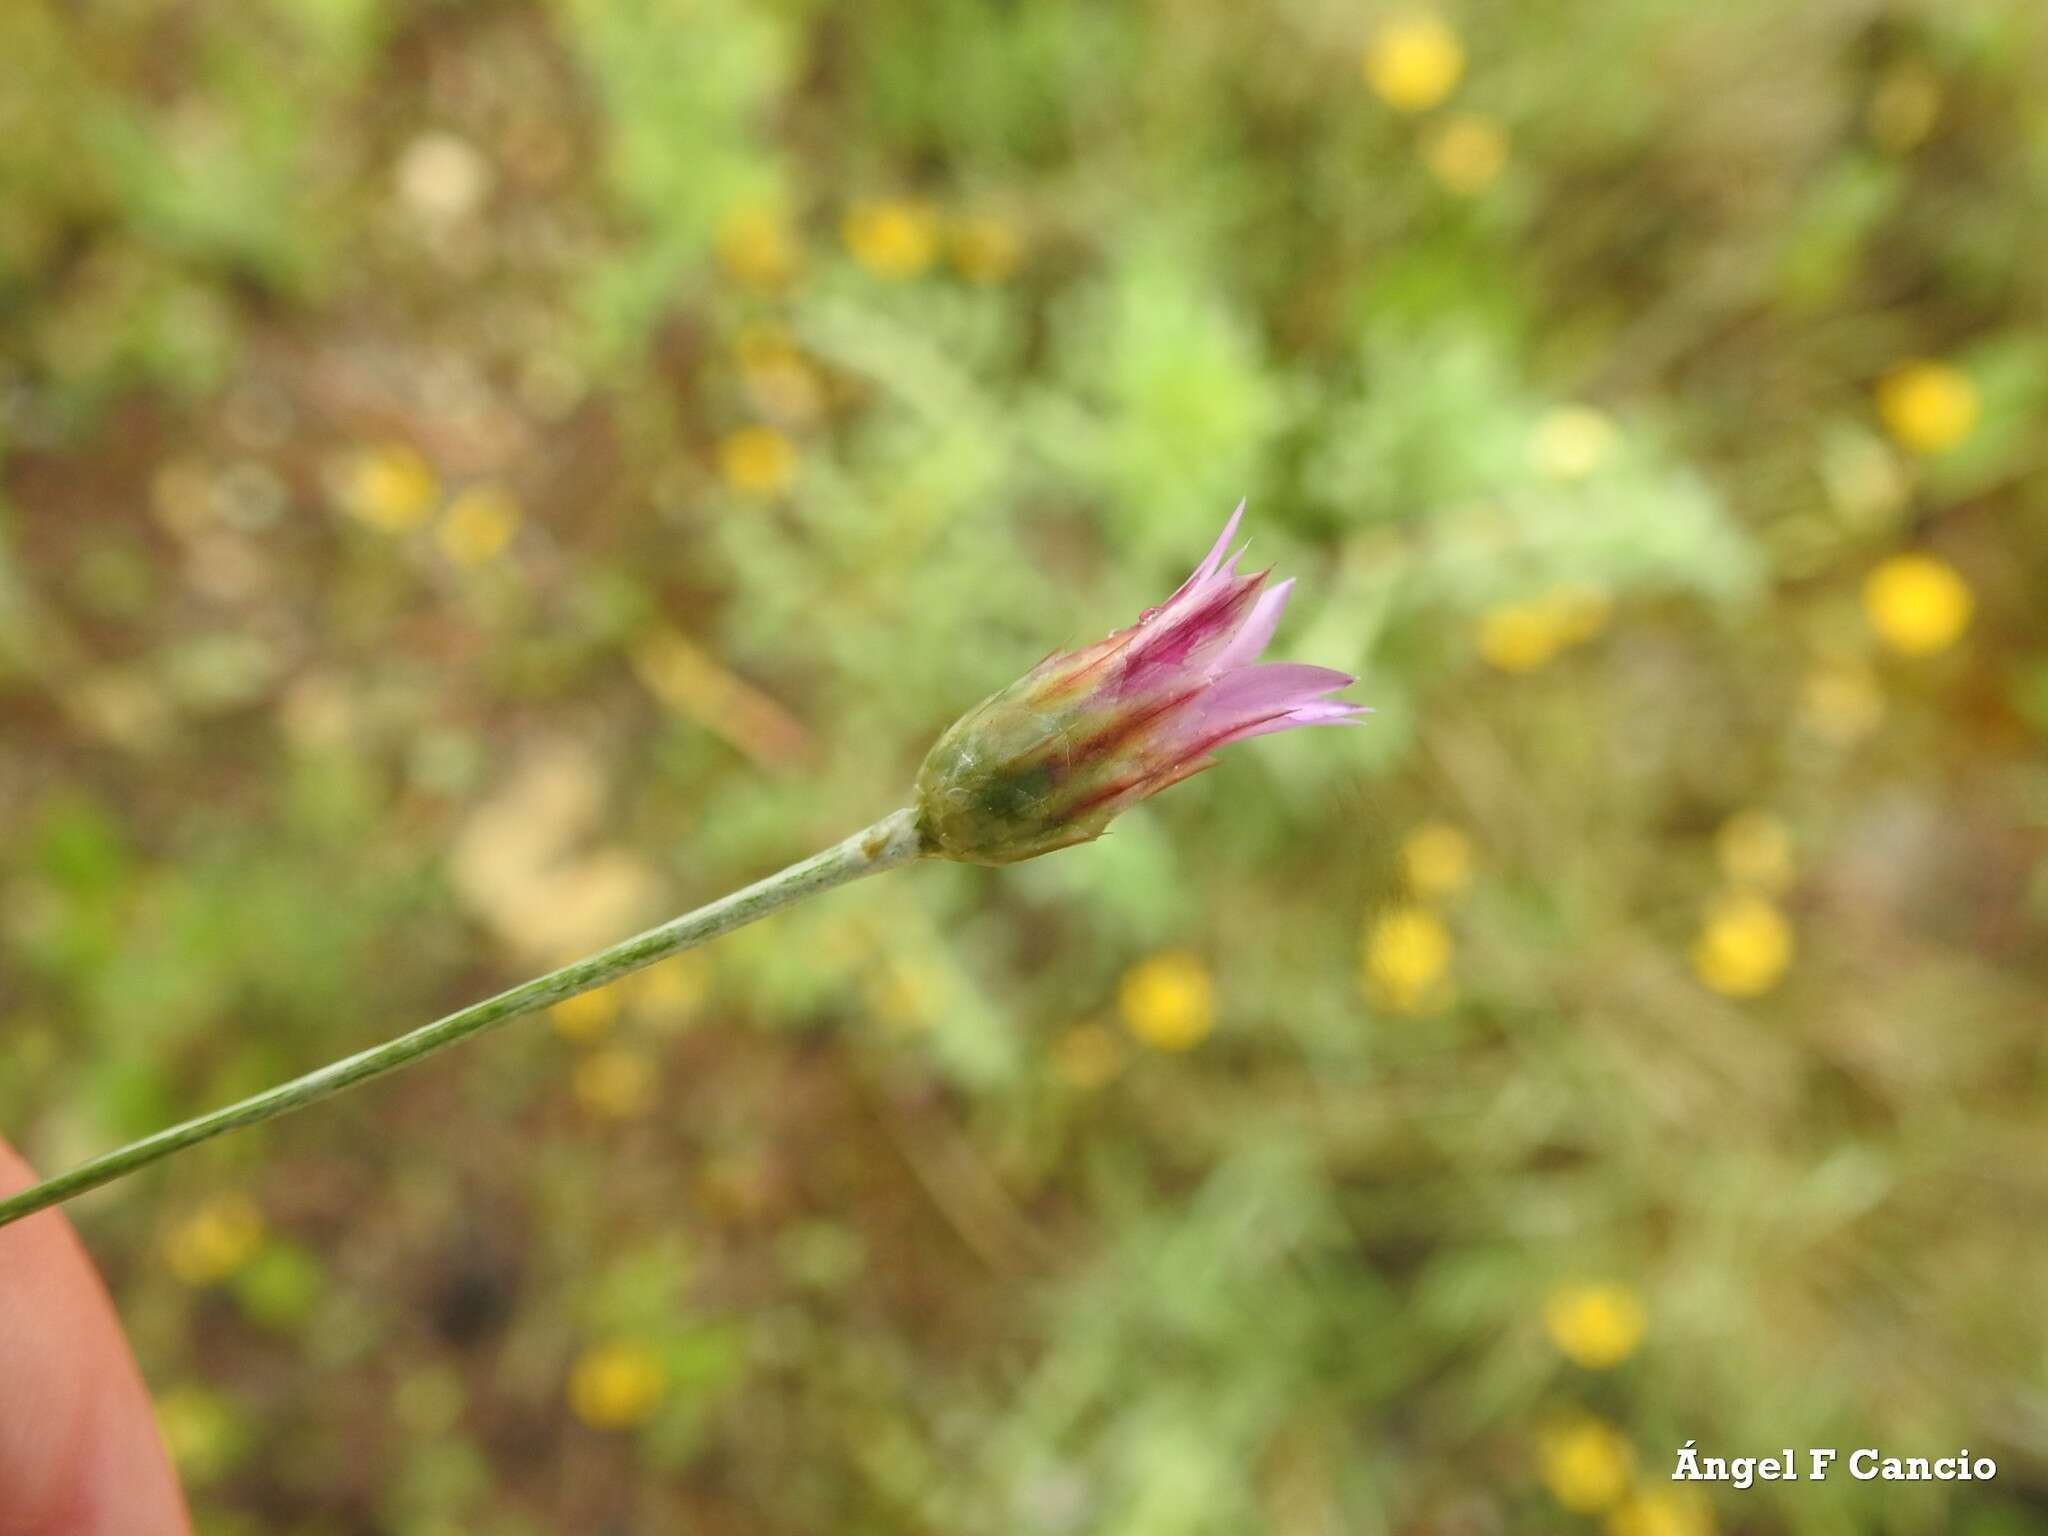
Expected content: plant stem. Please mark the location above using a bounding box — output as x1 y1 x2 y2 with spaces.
0 809 927 1231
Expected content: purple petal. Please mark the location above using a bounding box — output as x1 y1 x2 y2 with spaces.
1210 577 1293 672
1161 662 1359 757
1201 662 1356 718
1152 501 1246 614
1223 701 1372 742
1120 570 1266 693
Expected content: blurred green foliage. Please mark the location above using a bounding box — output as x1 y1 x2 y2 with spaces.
2 0 2046 1532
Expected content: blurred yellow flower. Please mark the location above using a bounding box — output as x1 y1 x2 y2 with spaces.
1691 893 1793 998
1362 904 1453 1013
1715 810 1793 893
1800 659 1884 742
1422 113 1508 194
568 1340 667 1430
719 425 797 496
1364 13 1466 112
551 984 619 1042
1053 1021 1126 1090
1543 1282 1648 1368
1875 361 1977 455
1867 62 1941 154
951 213 1024 283
716 203 798 287
436 484 521 566
1530 405 1618 480
1862 553 1973 657
161 1194 266 1286
1475 588 1610 672
629 953 710 1029
573 1046 657 1120
1607 1490 1715 1536
843 199 939 279
1476 602 1566 673
1402 821 1473 900
1119 950 1215 1051
341 444 438 534
1539 1416 1633 1513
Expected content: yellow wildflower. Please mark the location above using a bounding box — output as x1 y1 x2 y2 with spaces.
568 1340 667 1430
436 484 521 566
573 1047 656 1120
1119 950 1215 1051
1539 1416 1633 1513
1476 602 1567 672
1475 587 1609 672
628 954 710 1030
716 203 798 288
1863 553 1972 656
1362 904 1453 1013
1875 361 1977 455
550 985 619 1042
1364 13 1466 112
1422 113 1508 195
1530 405 1618 481
1607 1490 1716 1536
1543 1282 1649 1369
1053 1022 1125 1090
1716 811 1793 893
1402 821 1473 900
161 1195 265 1286
340 444 438 533
951 213 1024 283
718 425 797 496
1691 893 1794 998
843 199 939 279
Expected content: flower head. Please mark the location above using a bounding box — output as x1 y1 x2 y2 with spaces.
916 504 1365 863
1863 551 1972 655
1543 1281 1648 1368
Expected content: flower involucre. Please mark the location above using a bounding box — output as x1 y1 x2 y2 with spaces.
916 504 1367 864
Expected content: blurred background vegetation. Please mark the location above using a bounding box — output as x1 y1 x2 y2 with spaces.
3 0 2046 1531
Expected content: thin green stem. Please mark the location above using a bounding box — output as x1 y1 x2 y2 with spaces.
0 809 927 1231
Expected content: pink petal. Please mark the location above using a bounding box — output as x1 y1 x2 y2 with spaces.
1200 662 1356 719
1209 577 1294 672
1148 501 1246 617
1223 701 1371 742
1160 662 1359 758
1119 570 1266 693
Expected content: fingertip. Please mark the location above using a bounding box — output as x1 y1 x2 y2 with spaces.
0 1143 190 1536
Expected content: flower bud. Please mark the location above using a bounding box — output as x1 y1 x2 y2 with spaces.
915 504 1366 864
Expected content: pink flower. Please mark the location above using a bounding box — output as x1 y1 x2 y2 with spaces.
916 503 1367 863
